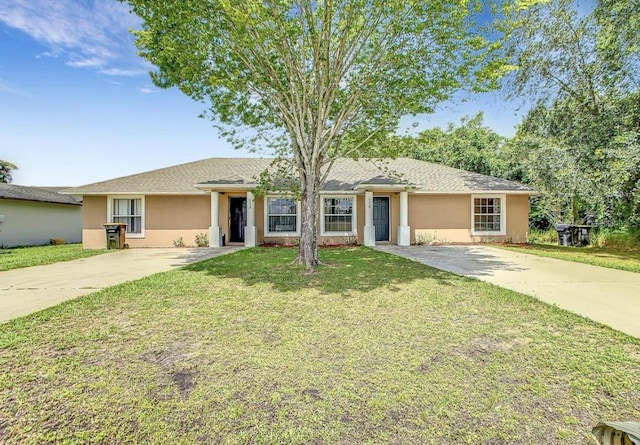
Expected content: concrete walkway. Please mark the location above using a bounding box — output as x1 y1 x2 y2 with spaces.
375 245 640 339
0 247 243 324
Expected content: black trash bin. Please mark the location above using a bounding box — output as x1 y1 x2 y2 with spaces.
103 223 127 249
555 224 571 246
573 225 591 246
556 224 591 247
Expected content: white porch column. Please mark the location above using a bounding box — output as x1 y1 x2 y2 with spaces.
397 191 410 246
209 191 221 247
364 191 376 247
244 191 257 247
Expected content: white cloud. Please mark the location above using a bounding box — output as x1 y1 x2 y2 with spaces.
66 57 106 68
139 87 159 94
0 0 145 76
100 68 147 77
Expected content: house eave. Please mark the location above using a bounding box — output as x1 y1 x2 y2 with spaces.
194 183 257 192
413 189 537 195
0 196 82 206
352 183 412 191
61 191 208 196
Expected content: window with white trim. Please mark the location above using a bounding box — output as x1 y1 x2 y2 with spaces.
322 196 356 234
110 197 143 235
265 196 300 236
471 195 505 235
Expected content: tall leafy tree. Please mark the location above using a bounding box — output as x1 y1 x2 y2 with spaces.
505 0 640 229
121 0 512 270
594 0 640 90
0 160 17 183
402 113 508 177
506 0 605 114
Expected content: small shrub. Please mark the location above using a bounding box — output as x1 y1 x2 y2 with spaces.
50 238 65 245
194 233 209 247
173 237 185 248
343 235 358 246
527 229 558 245
591 228 640 250
415 232 443 245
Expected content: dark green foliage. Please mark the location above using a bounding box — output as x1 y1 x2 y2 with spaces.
502 0 640 229
401 113 508 178
0 160 17 183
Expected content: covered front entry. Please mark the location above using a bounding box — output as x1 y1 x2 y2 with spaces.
209 191 256 248
229 197 247 243
363 190 410 247
373 197 389 241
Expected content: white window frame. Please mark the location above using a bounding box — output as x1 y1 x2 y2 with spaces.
471 194 506 236
321 195 357 236
107 195 145 238
263 195 301 237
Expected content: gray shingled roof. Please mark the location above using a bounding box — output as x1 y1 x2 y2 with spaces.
0 184 82 205
63 157 534 194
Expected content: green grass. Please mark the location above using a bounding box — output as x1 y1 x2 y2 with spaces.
0 244 108 271
1 247 639 444
497 244 640 274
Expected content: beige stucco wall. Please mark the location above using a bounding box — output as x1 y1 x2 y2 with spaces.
83 195 107 230
409 194 529 244
82 194 211 249
504 195 530 244
409 194 471 243
146 195 210 230
80 191 530 248
0 199 82 247
82 195 107 248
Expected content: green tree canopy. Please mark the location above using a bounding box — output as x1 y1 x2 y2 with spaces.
504 0 640 229
122 0 513 270
401 113 509 178
0 160 17 183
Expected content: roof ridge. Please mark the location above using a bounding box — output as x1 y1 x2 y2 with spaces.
63 156 535 194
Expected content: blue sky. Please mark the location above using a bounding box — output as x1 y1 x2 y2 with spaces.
1 1 525 186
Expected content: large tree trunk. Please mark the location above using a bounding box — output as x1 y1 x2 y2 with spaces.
295 167 321 272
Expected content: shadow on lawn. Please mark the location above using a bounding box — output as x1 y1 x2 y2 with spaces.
182 246 472 293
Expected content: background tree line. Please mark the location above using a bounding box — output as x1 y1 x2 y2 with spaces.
401 0 639 234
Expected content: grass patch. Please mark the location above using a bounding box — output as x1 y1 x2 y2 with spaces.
1 247 639 444
497 243 640 274
0 244 108 271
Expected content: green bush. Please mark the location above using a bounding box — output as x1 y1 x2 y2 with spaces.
194 233 209 247
173 237 185 248
527 229 558 244
591 228 640 250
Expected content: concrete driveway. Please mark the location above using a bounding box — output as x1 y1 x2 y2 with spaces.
375 245 640 339
0 247 243 324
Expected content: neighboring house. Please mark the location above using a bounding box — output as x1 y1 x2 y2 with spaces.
0 184 82 247
63 157 535 249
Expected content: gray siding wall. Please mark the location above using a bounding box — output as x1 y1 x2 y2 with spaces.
0 199 82 247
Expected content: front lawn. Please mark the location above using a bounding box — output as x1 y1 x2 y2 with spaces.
0 244 108 272
496 243 640 274
1 247 639 444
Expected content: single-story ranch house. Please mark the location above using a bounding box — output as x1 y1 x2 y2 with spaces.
0 184 82 247
63 157 535 249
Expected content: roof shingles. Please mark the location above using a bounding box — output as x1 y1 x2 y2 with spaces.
64 157 534 195
0 184 82 205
